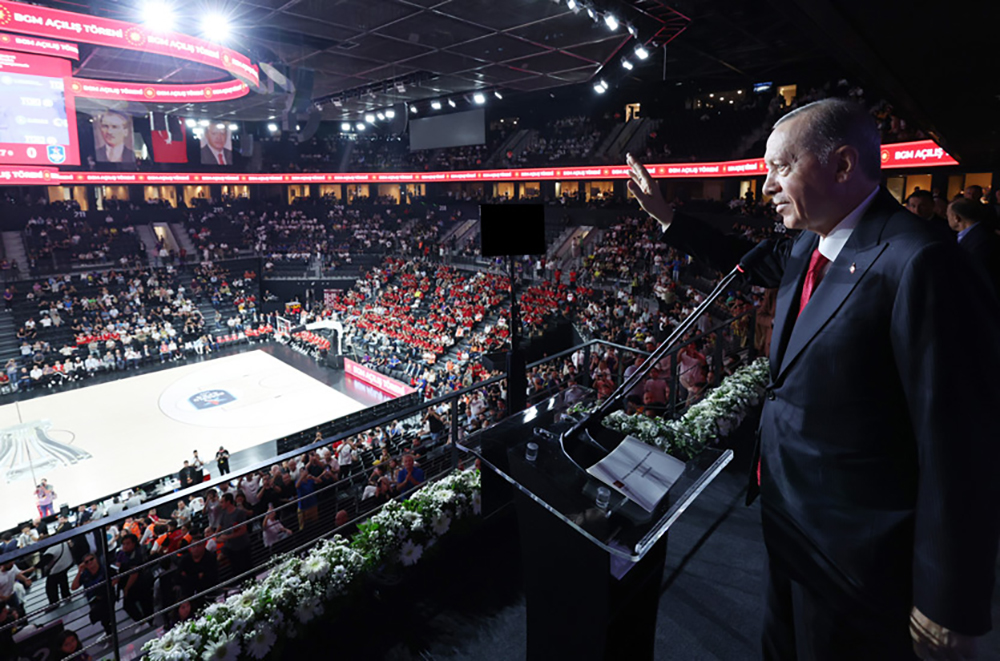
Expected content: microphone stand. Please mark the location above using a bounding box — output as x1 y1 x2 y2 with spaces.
560 262 746 451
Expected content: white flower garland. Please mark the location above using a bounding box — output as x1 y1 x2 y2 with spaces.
603 357 770 458
143 469 481 661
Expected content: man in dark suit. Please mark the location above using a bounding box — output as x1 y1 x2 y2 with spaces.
95 110 135 164
627 98 1000 660
200 124 233 165
947 196 1000 295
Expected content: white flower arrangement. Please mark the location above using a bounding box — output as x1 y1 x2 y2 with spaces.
143 468 481 660
603 357 770 458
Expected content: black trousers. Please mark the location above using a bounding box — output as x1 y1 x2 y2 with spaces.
45 570 71 605
762 558 918 661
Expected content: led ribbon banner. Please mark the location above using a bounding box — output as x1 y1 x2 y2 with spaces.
0 0 259 101
0 141 959 186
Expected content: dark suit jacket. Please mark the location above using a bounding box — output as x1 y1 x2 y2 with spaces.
957 221 1000 295
95 146 135 164
663 189 1000 636
201 146 232 165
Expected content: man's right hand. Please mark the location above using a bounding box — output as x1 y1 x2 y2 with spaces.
627 153 674 229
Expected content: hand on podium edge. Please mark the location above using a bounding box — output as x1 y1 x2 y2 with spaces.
627 153 674 230
910 606 978 660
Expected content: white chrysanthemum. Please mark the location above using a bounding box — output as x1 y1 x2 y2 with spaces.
295 597 324 624
245 626 277 660
203 603 227 621
431 513 452 536
201 636 239 661
145 635 195 661
399 539 424 566
303 554 330 580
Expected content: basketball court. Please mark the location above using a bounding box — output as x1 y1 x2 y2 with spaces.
0 350 370 530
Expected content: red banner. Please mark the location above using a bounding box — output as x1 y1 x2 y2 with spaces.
879 140 958 168
69 78 249 103
344 358 416 398
0 32 77 59
0 165 57 183
0 0 259 87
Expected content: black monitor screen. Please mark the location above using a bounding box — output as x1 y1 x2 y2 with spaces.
479 204 546 257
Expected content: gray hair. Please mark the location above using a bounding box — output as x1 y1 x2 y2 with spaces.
774 98 881 181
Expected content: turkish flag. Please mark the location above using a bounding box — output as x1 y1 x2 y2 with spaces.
151 117 187 163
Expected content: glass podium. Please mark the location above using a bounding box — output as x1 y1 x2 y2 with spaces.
461 386 733 660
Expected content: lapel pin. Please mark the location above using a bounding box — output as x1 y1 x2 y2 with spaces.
849 263 856 274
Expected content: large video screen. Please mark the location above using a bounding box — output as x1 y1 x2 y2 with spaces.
0 50 80 166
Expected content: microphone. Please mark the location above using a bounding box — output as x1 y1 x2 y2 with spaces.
737 238 777 276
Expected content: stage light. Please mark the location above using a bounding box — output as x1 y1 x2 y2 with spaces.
409 105 418 114
473 92 486 104
567 0 576 9
185 118 196 128
431 101 442 110
228 124 238 131
635 45 649 59
376 112 385 120
200 13 230 42
216 123 226 129
587 8 596 20
627 24 638 38
365 114 375 124
385 109 395 119
267 123 278 132
142 2 175 32
447 99 456 108
494 91 503 99
356 123 366 131
594 79 608 94
604 14 619 31
621 58 633 70
341 122 351 131
198 119 209 127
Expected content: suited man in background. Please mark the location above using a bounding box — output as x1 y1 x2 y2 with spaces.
947 197 1000 295
201 124 233 165
95 110 135 164
627 97 1000 660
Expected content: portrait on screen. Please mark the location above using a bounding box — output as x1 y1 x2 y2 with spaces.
93 110 136 164
200 123 233 165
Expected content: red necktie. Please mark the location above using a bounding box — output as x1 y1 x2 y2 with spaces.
217 152 226 166
758 247 830 485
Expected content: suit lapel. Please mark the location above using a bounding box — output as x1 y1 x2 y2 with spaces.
773 192 896 383
768 232 817 382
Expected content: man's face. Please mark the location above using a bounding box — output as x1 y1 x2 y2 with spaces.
946 208 962 232
403 455 414 470
100 114 128 148
906 196 934 220
763 115 842 233
206 125 228 151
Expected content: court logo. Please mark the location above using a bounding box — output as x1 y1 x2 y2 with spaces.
189 389 236 409
46 145 66 164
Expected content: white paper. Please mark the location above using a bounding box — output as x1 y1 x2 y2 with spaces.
586 435 685 512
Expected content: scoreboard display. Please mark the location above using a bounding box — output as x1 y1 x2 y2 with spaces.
0 49 79 165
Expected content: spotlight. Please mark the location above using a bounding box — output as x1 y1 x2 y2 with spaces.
198 119 209 127
185 118 196 128
385 109 395 119
627 24 638 38
409 105 418 114
376 112 385 120
267 123 278 132
473 92 485 104
356 123 366 131
200 13 230 42
142 2 175 32
365 114 375 124
228 123 238 131
447 99 456 108
567 0 576 9
341 122 351 131
431 101 442 110
604 14 619 31
215 123 226 129
635 45 649 59
587 8 596 20
593 79 608 94
494 91 503 99
622 59 633 70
